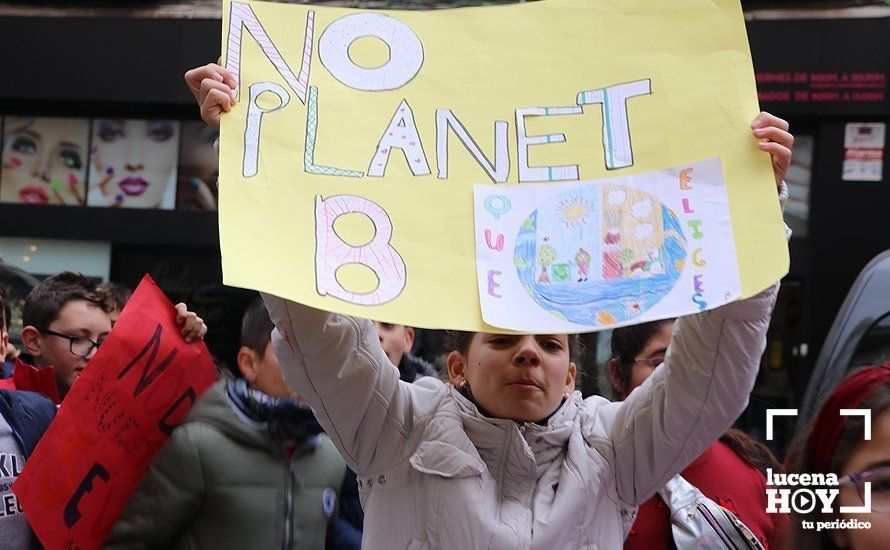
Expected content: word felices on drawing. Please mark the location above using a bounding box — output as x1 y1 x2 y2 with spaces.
678 168 709 311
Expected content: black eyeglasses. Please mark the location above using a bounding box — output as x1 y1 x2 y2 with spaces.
37 328 102 358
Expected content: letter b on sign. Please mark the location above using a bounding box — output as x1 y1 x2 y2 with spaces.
315 195 407 305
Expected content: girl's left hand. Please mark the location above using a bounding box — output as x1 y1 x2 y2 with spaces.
751 111 793 186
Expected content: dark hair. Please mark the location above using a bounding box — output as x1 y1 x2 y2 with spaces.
608 319 674 397
0 287 9 331
787 379 890 549
97 281 133 312
23 272 112 329
718 428 781 475
240 296 274 357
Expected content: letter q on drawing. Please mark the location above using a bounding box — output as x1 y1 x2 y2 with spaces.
244 82 290 178
315 194 407 305
319 13 424 91
484 194 512 220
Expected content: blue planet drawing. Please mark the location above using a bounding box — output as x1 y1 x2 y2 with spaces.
514 184 687 326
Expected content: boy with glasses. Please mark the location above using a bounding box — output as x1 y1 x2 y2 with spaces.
0 272 206 403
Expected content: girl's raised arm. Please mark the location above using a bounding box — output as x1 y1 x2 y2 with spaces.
601 111 791 504
261 294 442 475
600 283 778 505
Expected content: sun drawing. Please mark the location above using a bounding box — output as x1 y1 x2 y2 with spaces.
556 195 591 228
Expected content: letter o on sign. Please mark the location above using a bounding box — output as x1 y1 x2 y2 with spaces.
319 13 423 91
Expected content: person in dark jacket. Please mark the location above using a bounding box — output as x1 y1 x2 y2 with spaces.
108 296 358 549
0 388 56 550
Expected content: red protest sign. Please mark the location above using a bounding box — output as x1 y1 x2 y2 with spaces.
13 275 217 549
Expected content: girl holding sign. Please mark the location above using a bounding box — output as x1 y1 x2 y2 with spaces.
189 61 793 547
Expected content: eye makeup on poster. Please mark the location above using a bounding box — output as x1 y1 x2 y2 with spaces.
1 116 213 212
87 118 181 210
0 116 90 206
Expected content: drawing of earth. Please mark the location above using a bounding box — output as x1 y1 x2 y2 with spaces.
514 185 687 326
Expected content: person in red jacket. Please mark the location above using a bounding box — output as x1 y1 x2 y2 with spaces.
608 319 787 549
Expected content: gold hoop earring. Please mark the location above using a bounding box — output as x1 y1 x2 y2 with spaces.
563 391 570 400
459 379 468 390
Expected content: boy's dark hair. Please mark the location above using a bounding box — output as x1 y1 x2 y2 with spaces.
23 272 112 329
0 287 9 331
97 281 133 311
240 296 274 357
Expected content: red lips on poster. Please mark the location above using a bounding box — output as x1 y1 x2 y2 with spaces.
13 275 217 549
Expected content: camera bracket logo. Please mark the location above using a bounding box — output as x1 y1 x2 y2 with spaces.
764 408 872 515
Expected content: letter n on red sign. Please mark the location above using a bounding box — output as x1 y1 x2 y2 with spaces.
12 275 216 549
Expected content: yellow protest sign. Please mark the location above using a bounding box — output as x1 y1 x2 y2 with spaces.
218 0 788 332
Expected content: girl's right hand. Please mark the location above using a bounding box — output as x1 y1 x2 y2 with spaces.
184 61 238 130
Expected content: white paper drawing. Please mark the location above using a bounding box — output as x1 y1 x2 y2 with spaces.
473 157 741 332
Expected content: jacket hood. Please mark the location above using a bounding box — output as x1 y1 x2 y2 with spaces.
185 380 280 453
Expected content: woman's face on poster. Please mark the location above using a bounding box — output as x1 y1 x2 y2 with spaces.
0 117 89 206
177 121 219 211
89 119 179 209
179 122 218 185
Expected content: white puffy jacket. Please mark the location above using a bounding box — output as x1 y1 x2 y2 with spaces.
263 285 777 549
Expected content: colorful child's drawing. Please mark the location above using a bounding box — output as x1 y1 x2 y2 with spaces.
513 184 687 325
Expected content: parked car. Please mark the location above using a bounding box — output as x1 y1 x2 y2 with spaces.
795 249 890 440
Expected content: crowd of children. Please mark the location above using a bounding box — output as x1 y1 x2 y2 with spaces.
0 59 885 550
